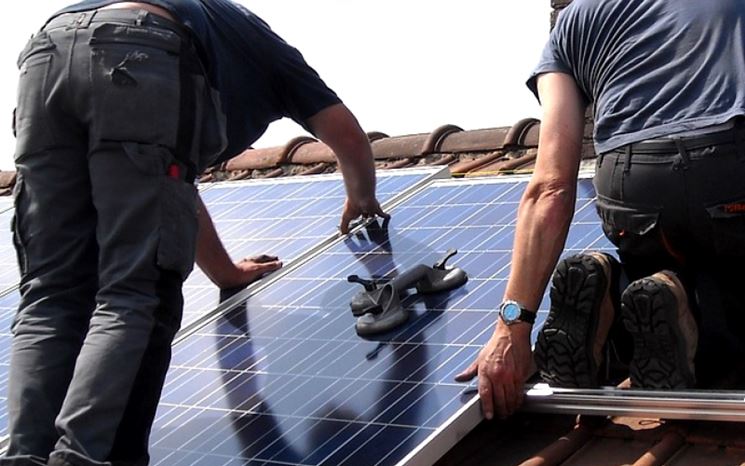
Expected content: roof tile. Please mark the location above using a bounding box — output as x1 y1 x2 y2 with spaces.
288 140 336 164
371 133 430 159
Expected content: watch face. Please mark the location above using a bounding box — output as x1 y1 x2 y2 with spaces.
502 302 521 322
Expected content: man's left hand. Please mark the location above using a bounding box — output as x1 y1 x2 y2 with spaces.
455 322 534 420
217 254 282 290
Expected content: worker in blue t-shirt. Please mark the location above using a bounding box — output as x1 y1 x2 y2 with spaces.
457 0 745 420
5 1 387 465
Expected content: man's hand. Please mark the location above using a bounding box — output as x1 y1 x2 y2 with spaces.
215 254 282 290
455 322 533 420
304 104 389 235
339 196 389 235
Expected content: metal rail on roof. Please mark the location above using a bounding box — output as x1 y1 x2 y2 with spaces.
523 384 745 422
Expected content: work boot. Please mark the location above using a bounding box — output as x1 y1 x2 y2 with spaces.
621 271 698 389
535 252 620 388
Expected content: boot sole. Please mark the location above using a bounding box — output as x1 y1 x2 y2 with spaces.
535 254 614 388
621 278 694 389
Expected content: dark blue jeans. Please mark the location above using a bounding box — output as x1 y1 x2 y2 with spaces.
4 8 222 466
595 137 745 386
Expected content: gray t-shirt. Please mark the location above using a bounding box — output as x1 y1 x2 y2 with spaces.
527 0 745 154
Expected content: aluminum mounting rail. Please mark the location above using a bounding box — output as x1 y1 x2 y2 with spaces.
523 383 745 422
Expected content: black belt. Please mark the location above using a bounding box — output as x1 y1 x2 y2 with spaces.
43 8 189 41
612 126 745 155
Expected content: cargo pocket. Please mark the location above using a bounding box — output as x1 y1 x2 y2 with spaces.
705 198 745 257
89 23 181 147
11 176 29 276
157 176 198 280
190 72 227 170
595 195 664 256
15 31 56 158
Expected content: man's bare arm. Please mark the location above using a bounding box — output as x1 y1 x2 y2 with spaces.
456 73 587 419
305 103 389 234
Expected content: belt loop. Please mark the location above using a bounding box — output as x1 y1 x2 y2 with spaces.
623 145 632 174
70 11 95 29
136 10 147 26
674 139 690 170
737 122 745 163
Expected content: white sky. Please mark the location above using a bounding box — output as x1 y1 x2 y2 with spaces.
0 1 551 171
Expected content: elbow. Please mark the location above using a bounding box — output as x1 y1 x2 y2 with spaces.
522 179 576 219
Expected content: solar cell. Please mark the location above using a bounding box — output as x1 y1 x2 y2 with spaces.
0 292 19 442
147 174 612 465
180 169 446 329
0 205 19 294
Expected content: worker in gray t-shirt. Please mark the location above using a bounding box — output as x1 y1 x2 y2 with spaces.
457 0 745 420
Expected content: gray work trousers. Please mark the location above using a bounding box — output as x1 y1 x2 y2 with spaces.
595 134 745 386
3 8 222 466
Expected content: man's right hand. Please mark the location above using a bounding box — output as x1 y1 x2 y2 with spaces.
339 196 389 235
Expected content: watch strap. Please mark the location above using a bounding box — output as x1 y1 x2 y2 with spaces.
519 307 536 324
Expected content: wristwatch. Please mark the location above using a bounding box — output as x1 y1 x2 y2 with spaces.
498 300 536 326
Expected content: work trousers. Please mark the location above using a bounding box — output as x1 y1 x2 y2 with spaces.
595 133 745 386
4 8 222 466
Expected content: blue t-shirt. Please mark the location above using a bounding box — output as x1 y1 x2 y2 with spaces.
56 0 341 163
527 0 745 154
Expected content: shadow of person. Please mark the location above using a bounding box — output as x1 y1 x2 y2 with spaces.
297 219 469 458
210 287 305 463
201 219 471 464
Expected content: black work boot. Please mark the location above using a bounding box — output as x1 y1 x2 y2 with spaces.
535 252 620 388
621 271 698 389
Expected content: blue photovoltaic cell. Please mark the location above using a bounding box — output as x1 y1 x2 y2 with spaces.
0 206 19 294
180 169 440 328
147 176 613 466
0 292 19 441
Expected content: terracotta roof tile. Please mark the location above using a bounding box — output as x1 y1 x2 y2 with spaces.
439 127 510 153
288 140 336 164
449 151 506 175
0 171 16 196
195 118 551 183
423 124 464 154
469 149 538 176
371 133 430 159
552 0 573 8
225 145 285 171
0 119 556 193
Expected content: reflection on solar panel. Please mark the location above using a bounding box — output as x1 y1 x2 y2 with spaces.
148 175 611 465
0 205 19 294
0 169 442 445
0 292 19 441
180 169 445 329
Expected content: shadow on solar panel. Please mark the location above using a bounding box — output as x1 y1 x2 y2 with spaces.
150 213 482 465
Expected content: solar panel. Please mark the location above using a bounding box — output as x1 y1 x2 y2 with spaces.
0 292 18 442
146 174 612 466
0 206 19 295
0 170 443 446
180 168 445 329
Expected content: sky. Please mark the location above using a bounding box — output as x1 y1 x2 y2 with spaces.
0 1 551 171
